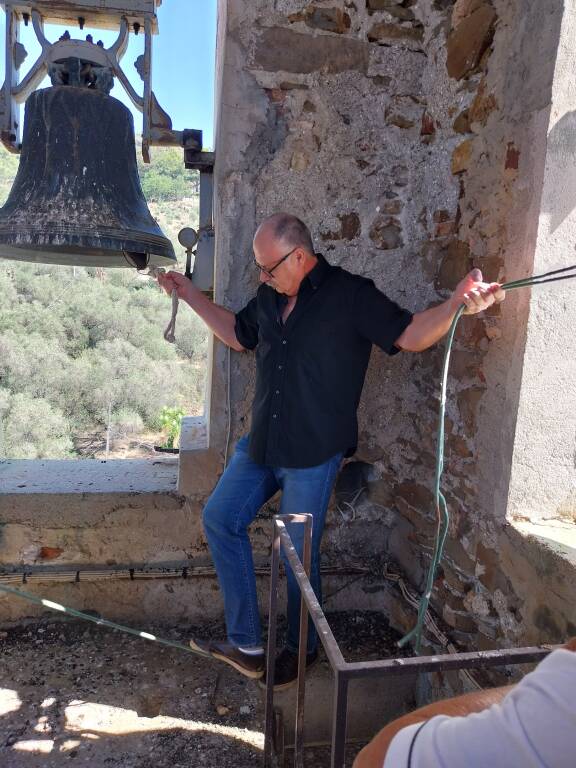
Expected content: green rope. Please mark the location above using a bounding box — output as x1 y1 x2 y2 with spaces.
399 264 576 654
0 582 210 658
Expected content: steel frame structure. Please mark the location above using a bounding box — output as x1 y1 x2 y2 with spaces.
264 514 559 768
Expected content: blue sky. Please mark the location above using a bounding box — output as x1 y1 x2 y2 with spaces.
0 0 217 148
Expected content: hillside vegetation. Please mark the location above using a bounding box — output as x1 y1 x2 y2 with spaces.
0 143 208 459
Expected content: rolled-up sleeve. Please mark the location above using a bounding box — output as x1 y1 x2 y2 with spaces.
353 279 413 355
234 296 259 350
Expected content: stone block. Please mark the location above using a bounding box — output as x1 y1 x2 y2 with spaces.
367 0 405 9
453 109 471 134
387 112 415 129
435 240 472 291
322 212 361 241
421 111 435 135
446 4 497 79
254 27 369 74
443 604 479 633
300 7 352 35
457 386 485 433
369 215 404 250
451 138 473 174
367 22 424 46
469 78 498 126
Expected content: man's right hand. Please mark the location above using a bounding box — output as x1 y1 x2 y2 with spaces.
157 270 194 301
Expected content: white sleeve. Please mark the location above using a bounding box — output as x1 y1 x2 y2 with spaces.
383 649 576 768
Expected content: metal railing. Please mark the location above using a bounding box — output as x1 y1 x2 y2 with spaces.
264 514 560 768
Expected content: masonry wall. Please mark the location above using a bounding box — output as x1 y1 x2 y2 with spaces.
212 0 576 668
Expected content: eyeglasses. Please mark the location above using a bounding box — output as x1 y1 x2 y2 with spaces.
253 246 298 278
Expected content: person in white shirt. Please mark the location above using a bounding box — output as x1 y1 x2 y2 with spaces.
353 639 576 768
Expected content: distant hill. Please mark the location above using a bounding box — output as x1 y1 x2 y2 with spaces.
0 142 207 460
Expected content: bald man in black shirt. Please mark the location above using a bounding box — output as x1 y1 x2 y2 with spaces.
158 213 505 688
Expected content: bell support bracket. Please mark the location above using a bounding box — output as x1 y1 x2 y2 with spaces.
0 0 200 161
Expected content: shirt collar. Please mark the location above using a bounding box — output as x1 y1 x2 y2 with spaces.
305 252 332 291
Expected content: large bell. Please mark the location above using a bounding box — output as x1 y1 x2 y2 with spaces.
0 86 176 269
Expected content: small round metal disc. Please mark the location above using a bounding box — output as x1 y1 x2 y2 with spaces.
178 227 199 249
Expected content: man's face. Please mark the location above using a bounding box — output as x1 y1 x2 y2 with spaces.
253 228 303 296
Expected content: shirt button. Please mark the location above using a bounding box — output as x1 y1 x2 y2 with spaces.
272 413 278 418
282 340 287 345
275 390 280 395
278 364 283 370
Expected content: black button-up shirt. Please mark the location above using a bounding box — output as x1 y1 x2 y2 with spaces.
234 254 413 468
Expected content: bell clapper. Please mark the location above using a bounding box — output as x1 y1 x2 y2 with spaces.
145 229 199 345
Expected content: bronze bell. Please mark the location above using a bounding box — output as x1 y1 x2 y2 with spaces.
0 83 176 269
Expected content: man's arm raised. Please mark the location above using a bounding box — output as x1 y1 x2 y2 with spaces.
395 268 505 353
157 271 246 352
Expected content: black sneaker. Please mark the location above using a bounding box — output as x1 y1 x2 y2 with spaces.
189 638 265 680
259 647 319 691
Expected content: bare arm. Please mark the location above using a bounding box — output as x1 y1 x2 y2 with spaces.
396 269 505 353
157 271 245 352
352 685 514 768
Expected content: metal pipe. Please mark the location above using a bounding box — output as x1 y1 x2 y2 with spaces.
331 672 349 768
278 523 347 669
295 514 313 768
264 518 282 768
340 645 560 679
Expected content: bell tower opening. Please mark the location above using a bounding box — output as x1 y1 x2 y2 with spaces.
0 1 216 460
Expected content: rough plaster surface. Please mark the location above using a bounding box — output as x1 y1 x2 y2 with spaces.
1 0 575 668
208 0 576 659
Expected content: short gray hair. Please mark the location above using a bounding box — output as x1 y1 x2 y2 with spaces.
271 213 314 254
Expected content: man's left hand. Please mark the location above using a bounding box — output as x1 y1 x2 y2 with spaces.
452 268 506 315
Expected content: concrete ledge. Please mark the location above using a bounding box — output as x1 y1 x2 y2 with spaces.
0 458 179 495
511 519 576 566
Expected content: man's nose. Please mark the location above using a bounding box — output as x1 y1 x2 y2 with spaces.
259 270 270 284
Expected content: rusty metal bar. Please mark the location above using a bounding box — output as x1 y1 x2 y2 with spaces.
295 514 313 768
340 645 560 680
264 518 282 768
331 672 349 768
277 523 346 670
265 514 561 768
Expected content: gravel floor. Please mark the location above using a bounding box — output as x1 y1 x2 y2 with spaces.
0 611 407 768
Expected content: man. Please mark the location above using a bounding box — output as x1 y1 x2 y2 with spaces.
352 638 576 768
157 213 504 689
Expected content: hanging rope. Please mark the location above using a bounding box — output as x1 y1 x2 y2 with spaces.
146 265 179 343
399 263 576 654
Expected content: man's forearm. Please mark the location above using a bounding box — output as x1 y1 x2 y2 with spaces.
396 298 460 353
183 282 245 351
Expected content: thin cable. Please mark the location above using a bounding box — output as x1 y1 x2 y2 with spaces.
399 267 576 654
0 582 210 658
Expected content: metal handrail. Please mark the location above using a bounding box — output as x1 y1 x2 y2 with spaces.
264 514 560 768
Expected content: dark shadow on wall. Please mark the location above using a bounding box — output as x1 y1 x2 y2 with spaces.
543 110 576 233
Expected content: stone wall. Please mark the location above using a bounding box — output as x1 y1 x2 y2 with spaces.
212 0 576 669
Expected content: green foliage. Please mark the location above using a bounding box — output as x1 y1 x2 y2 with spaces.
1 392 74 459
137 146 199 202
0 263 208 458
158 405 185 449
0 141 206 459
0 146 20 206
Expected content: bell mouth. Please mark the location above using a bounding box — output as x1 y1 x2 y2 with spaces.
0 243 175 269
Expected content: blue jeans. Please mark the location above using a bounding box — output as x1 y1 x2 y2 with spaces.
202 436 343 654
